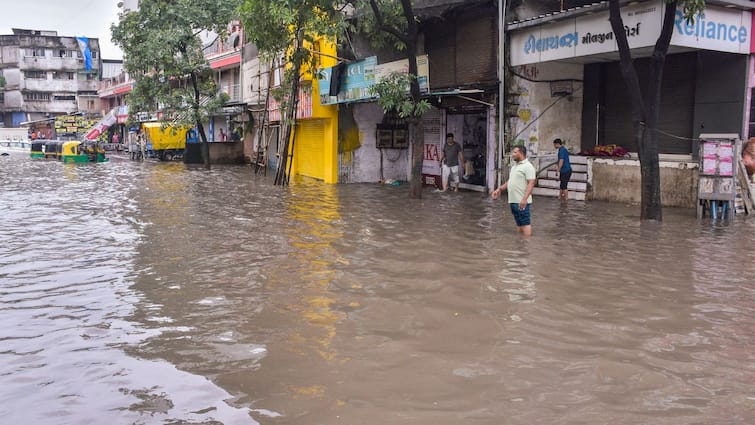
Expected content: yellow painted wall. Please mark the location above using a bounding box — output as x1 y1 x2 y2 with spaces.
290 36 338 184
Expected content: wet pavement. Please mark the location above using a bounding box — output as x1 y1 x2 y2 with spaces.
1 154 754 424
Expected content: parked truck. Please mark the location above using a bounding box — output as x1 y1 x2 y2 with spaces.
142 123 187 161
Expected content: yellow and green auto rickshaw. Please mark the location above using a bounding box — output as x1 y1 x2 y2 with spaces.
61 141 108 163
32 140 108 163
30 140 46 158
43 140 63 160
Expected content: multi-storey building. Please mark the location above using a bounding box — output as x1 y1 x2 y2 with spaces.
0 28 102 130
204 20 245 143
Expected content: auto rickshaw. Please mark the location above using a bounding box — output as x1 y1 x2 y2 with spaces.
61 141 91 163
30 140 46 158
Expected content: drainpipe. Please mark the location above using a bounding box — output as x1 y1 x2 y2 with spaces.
497 0 507 189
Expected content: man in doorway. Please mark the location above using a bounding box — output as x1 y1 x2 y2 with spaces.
491 145 536 237
440 132 463 192
553 138 572 200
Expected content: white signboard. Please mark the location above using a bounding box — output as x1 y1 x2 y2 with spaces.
375 54 430 93
575 2 663 57
510 0 751 66
671 6 751 54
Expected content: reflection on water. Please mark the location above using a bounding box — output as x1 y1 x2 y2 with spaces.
1 154 754 424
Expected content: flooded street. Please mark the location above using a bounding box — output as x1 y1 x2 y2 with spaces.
1 154 754 424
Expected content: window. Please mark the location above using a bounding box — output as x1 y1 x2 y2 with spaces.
0 93 4 103
25 48 46 57
58 49 74 58
91 50 98 60
53 71 75 80
24 71 47 79
53 95 76 101
23 92 51 101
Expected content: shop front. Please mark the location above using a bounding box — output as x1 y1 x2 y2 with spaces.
508 0 752 207
420 96 496 192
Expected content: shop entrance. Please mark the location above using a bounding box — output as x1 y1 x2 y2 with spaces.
446 110 488 190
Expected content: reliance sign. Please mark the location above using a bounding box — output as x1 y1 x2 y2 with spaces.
510 0 751 66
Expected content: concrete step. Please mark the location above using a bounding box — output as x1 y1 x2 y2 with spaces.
542 163 588 173
545 170 587 181
532 186 586 201
571 155 589 165
537 179 587 192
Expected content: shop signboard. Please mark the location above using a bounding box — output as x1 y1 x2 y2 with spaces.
318 55 429 105
671 6 751 54
319 56 377 105
510 0 751 66
374 55 429 94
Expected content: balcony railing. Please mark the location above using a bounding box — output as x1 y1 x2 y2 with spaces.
223 84 241 103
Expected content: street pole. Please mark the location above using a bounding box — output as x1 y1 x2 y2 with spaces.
497 0 507 189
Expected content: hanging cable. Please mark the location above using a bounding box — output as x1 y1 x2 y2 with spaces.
640 122 700 142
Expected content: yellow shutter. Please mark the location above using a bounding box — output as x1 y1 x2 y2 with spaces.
295 120 325 180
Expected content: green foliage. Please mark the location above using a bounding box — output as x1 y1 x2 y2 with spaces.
0 74 5 88
240 0 348 126
352 0 408 51
111 0 241 128
676 0 706 23
370 72 429 118
240 0 347 77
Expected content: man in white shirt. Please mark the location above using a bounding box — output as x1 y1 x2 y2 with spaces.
491 145 537 237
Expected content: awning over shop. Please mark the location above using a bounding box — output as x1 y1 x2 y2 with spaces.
18 117 56 127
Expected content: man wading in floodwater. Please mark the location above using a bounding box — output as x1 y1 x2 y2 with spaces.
491 145 536 237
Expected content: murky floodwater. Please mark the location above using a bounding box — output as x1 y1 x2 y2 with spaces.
1 153 754 424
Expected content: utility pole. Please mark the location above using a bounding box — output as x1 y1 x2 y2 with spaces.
497 0 507 189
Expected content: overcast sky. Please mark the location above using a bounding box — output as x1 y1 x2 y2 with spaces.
0 0 123 59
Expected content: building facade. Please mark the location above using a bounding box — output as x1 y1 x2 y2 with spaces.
508 0 753 207
0 29 101 130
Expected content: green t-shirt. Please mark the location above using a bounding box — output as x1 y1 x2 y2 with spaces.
507 158 536 204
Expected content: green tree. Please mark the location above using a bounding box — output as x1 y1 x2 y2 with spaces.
239 0 346 186
608 0 705 221
357 0 427 198
111 0 241 167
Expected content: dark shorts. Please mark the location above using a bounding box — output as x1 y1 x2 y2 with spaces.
509 203 531 227
559 171 572 190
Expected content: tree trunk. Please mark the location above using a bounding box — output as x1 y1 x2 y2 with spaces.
401 0 423 199
196 120 210 168
608 0 676 221
275 73 300 186
408 117 424 198
275 31 303 187
190 71 210 169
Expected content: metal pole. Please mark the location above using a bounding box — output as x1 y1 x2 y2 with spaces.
497 0 507 188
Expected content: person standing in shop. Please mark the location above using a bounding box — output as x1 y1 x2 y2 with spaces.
440 133 463 192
